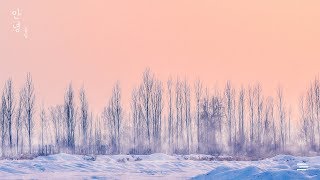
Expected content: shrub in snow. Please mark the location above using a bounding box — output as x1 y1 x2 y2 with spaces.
83 155 96 161
117 157 130 163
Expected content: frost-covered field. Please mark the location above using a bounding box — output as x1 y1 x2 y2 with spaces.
0 153 319 179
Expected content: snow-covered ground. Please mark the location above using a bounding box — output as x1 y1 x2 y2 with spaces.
0 153 319 179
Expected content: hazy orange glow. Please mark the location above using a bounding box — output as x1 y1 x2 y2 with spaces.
1 0 320 118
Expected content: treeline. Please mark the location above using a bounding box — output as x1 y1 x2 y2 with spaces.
0 70 319 158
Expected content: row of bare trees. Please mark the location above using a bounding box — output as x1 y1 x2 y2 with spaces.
300 78 320 152
131 70 163 154
1 74 34 157
130 70 293 156
0 70 317 157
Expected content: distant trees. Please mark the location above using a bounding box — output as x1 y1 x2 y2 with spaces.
1 70 320 158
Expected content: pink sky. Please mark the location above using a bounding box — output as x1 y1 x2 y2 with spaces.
1 0 320 118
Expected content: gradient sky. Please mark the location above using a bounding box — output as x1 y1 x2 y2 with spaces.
1 0 320 118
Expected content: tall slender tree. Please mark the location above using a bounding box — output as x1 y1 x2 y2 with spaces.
194 79 202 153
15 90 23 155
79 87 89 153
64 83 75 152
3 79 15 152
277 87 286 151
103 83 122 154
22 73 35 154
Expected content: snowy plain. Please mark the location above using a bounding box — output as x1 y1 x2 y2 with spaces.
0 153 319 179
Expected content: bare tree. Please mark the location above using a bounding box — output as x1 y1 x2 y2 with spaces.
1 94 7 156
248 86 255 149
15 90 23 155
113 83 122 154
64 83 75 152
262 97 273 152
40 106 47 154
167 78 173 153
3 79 15 152
268 98 277 151
175 78 183 153
131 88 143 154
300 96 310 148
88 113 94 154
237 87 245 152
22 73 35 154
277 87 286 151
79 87 89 153
199 89 209 153
103 83 122 154
94 116 103 154
151 80 163 152
208 93 224 155
313 78 320 150
288 107 292 143
225 81 234 148
256 84 263 146
50 105 63 152
194 79 202 153
182 79 191 153
307 85 316 149
140 69 154 151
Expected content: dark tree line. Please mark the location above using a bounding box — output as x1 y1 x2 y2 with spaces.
0 70 318 158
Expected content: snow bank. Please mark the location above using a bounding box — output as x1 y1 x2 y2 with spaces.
0 154 319 179
193 155 320 180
